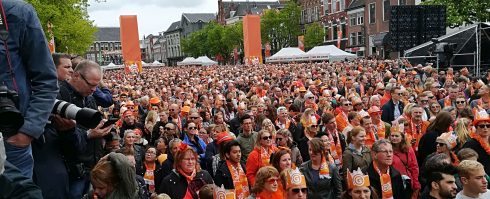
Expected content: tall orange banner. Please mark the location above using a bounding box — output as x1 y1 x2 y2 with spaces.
243 15 262 65
47 21 55 53
120 15 142 73
298 36 304 51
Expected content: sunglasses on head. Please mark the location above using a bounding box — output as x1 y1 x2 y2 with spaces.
262 135 273 140
291 188 308 194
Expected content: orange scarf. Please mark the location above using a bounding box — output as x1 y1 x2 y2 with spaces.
178 168 197 199
373 162 394 199
327 131 343 166
256 189 284 199
319 154 331 179
376 122 386 139
226 160 250 199
444 97 452 108
260 146 275 166
143 162 156 193
470 132 490 155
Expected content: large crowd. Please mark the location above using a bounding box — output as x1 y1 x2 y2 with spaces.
35 56 487 199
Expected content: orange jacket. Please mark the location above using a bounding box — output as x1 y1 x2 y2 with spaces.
246 148 262 186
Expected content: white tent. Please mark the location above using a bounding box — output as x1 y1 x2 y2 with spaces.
177 57 201 66
102 62 123 70
266 47 306 63
152 60 161 64
196 56 218 66
107 62 116 66
141 61 148 65
305 45 357 61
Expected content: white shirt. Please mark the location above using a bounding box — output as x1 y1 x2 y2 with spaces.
455 190 490 199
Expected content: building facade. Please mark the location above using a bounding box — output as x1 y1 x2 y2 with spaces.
85 27 123 66
217 0 283 25
152 33 167 63
321 0 351 50
345 0 365 56
299 0 323 34
165 21 183 66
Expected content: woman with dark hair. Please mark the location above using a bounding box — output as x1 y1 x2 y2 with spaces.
247 166 283 199
389 124 421 199
300 138 342 199
417 111 453 166
275 129 303 166
428 102 441 120
157 143 213 198
271 148 292 173
181 122 206 162
136 147 162 195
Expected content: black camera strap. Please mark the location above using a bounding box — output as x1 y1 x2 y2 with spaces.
0 0 19 92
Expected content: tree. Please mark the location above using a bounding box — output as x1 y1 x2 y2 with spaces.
304 22 325 50
27 0 97 54
422 0 490 27
261 1 301 53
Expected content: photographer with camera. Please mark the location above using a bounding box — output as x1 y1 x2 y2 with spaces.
55 60 112 199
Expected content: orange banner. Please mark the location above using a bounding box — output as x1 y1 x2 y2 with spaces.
265 43 271 57
298 36 304 51
337 29 342 48
120 15 142 73
47 21 55 53
243 15 262 65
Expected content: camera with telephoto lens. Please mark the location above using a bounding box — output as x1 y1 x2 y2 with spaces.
0 85 24 137
52 99 102 129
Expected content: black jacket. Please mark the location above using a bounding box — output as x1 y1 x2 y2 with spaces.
366 163 410 199
157 170 213 199
214 160 247 190
417 130 444 168
381 99 405 124
463 138 490 174
300 161 342 199
1 161 43 199
204 141 218 173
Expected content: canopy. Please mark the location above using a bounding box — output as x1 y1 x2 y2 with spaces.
107 62 116 66
195 56 218 66
152 60 161 64
266 47 306 63
304 45 357 61
177 57 201 66
102 63 124 70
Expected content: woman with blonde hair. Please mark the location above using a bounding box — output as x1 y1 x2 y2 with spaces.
262 118 277 140
453 117 472 150
246 129 278 186
247 166 283 199
144 110 159 143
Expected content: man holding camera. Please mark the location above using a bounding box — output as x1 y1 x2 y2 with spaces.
56 60 112 199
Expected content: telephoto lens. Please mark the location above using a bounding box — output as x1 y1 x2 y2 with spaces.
52 99 103 129
0 85 24 137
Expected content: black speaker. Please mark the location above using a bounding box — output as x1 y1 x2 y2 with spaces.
390 5 446 51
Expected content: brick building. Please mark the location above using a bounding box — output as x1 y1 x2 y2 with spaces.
299 0 323 34
345 0 365 56
85 27 122 66
321 0 351 49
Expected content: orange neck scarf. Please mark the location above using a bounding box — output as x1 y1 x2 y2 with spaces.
470 132 490 155
327 131 343 166
260 146 275 166
256 189 284 199
226 160 250 199
143 162 156 193
178 168 197 199
319 154 331 179
373 161 394 199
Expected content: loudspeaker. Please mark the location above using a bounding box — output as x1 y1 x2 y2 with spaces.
390 5 446 51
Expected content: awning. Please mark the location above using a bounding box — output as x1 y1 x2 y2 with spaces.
373 32 389 46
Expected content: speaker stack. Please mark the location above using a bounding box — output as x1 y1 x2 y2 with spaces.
390 5 446 51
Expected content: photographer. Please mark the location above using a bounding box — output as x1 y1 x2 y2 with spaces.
56 60 112 199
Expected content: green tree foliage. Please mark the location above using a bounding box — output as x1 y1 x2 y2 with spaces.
261 1 301 53
27 0 97 54
422 0 490 27
181 22 243 64
304 22 325 50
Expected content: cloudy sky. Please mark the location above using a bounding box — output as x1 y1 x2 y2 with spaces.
87 0 218 38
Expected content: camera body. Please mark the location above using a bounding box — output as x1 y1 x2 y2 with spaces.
0 85 24 137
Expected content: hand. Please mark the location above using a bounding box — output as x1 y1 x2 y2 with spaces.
52 115 76 132
6 132 33 148
411 189 420 199
88 120 112 139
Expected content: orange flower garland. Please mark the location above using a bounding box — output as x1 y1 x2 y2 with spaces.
470 133 490 155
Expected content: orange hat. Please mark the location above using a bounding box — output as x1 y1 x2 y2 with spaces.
216 132 234 145
436 132 458 150
181 106 191 113
123 110 134 117
149 97 160 105
299 87 307 92
284 168 307 190
347 168 370 189
368 106 382 115
473 109 490 125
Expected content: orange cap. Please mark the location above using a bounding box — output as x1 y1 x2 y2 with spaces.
149 97 160 105
181 106 191 113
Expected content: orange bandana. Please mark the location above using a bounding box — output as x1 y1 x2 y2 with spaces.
373 161 393 199
226 160 250 199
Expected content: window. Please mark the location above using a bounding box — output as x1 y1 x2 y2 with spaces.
369 3 376 24
341 23 346 38
324 0 330 15
333 25 338 39
357 12 364 25
350 14 357 26
350 33 357 46
340 0 345 11
324 26 329 41
332 0 337 13
357 32 364 45
398 0 406 5
383 0 391 21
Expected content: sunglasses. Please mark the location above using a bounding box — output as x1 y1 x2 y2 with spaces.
267 178 279 184
421 100 428 103
276 138 283 142
396 93 404 96
291 188 308 194
343 103 352 106
165 127 175 130
169 109 175 111
286 102 293 104
190 117 199 119
477 124 490 129
188 127 197 130
310 125 319 128
428 96 435 99
262 136 273 140
431 106 440 109
308 97 315 99
436 142 446 147
456 101 465 104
